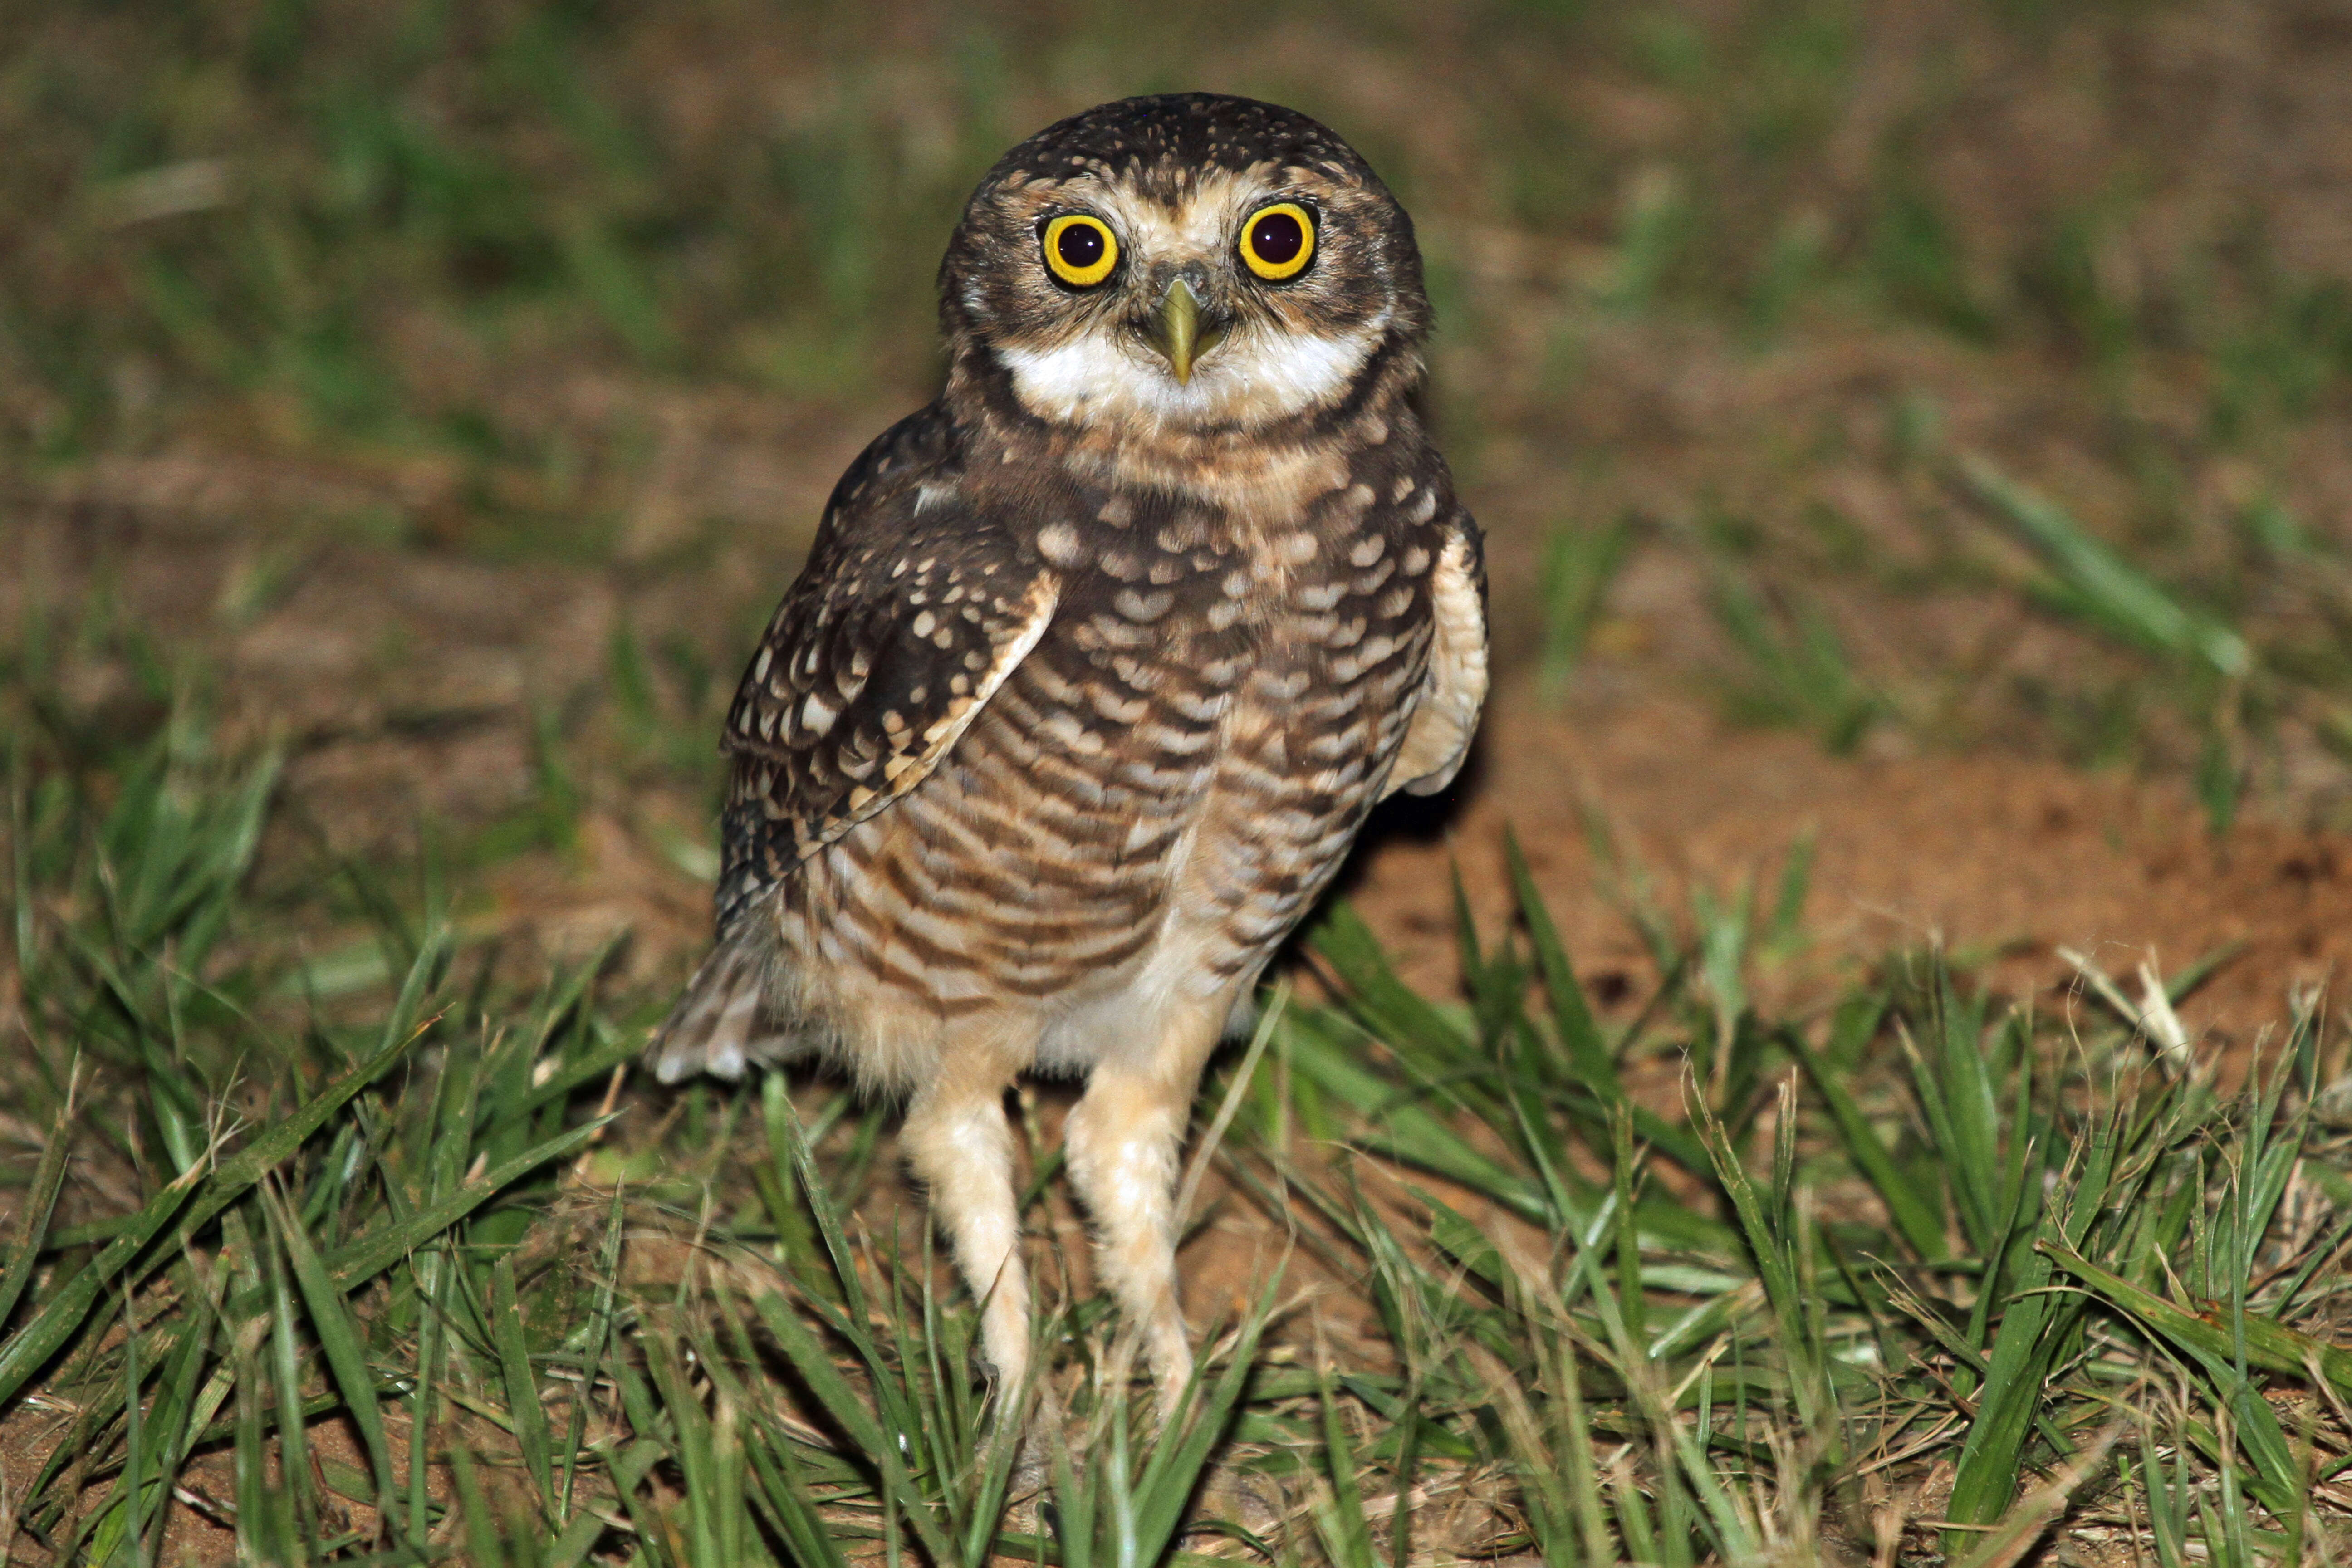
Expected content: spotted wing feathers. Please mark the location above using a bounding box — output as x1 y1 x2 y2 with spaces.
719 554 1058 909
652 447 1059 1082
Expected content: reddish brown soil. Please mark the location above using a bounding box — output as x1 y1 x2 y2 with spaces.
1351 681 2352 1050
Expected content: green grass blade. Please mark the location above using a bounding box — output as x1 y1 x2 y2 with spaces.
1051 1414 1097 1568
1691 1088 1834 1453
264 1178 401 1545
135 1266 219 1558
559 1184 627 1526
643 1332 722 1568
1509 834 1713 1172
1282 1015 1549 1221
263 1215 325 1555
1943 1115 2111 1549
2041 1239 2352 1401
1129 1288 1274 1563
1309 901 1475 1061
407 1240 450 1558
1957 455 2250 677
448 1441 511 1568
1794 1035 1947 1261
0 1060 78 1334
1309 1361 1375 1568
0 1160 202 1410
546 1505 608 1568
317 1115 611 1291
188 1010 427 1237
711 1292 853 1568
492 1254 556 1519
762 1082 872 1329
750 1289 960 1568
2139 1428 2191 1568
1504 829 1604 1071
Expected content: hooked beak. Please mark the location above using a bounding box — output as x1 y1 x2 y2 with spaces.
1144 277 1227 385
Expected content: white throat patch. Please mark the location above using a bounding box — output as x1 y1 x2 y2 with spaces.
1000 319 1383 434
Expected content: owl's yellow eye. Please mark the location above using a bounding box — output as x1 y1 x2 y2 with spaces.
1238 202 1316 281
1042 214 1119 287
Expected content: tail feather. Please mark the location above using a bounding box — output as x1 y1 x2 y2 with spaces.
647 919 802 1083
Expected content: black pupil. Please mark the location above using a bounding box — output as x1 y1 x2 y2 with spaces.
1056 222 1105 271
1251 211 1305 266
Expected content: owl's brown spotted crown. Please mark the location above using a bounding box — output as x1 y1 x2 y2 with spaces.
986 93 1371 190
938 93 1430 443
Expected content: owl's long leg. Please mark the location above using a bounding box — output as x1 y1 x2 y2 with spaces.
900 1054 1034 1400
1064 1001 1227 1410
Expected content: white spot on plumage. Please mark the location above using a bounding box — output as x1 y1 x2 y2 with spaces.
1115 588 1174 622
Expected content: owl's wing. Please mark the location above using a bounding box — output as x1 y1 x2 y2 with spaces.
650 421 1058 1083
715 520 1058 918
1387 519 1489 799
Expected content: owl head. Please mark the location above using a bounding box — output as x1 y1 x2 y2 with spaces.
940 94 1429 437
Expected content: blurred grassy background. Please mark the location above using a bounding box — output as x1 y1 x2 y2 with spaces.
10 0 2352 838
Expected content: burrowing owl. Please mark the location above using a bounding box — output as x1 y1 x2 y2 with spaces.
653 93 1487 1404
